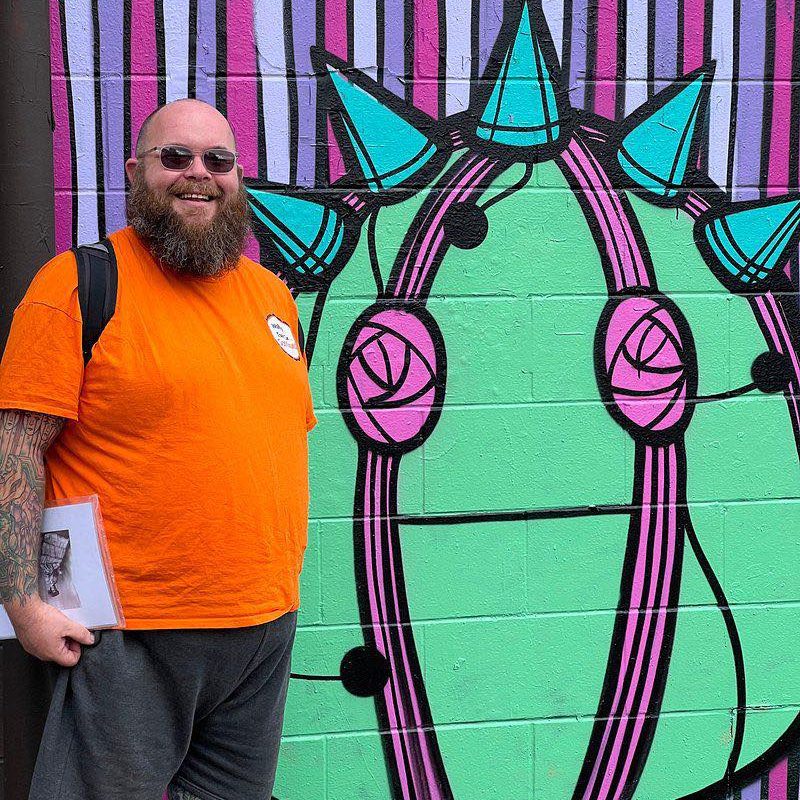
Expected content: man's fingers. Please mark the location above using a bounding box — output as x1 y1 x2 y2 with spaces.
54 645 81 667
62 620 95 646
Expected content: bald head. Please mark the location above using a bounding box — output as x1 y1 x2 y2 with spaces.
135 99 237 157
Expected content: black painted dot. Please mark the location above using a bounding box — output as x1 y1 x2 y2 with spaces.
442 203 489 249
340 646 390 697
751 351 792 394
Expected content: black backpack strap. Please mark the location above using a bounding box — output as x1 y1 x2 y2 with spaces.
73 239 118 365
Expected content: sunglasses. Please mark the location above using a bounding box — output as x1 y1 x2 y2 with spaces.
140 145 238 174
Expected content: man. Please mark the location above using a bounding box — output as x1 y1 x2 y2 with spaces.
0 99 316 800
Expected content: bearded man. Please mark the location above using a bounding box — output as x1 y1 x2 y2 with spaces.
0 99 316 800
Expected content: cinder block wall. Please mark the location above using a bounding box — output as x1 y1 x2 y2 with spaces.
51 1 800 798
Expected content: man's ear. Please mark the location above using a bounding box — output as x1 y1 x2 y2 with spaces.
124 158 139 185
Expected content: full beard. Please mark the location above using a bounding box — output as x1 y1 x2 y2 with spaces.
127 169 251 278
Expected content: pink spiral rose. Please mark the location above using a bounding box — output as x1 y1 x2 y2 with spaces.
339 306 446 451
600 296 695 439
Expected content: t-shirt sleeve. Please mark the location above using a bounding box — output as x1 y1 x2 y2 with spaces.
0 254 83 421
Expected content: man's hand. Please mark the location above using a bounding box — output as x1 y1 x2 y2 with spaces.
6 597 94 666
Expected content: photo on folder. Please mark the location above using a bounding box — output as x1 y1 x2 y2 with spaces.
0 495 123 639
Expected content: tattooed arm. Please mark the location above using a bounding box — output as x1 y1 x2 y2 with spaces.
0 409 94 665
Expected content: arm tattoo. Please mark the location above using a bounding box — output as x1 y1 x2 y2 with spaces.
0 411 64 606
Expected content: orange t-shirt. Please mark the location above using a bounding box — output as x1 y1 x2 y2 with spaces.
0 227 316 629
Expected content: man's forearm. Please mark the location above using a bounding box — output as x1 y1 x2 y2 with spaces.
0 411 63 607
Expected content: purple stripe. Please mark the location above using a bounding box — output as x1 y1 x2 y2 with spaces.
291 0 316 186
478 0 504 78
733 0 766 199
741 780 762 800
195 0 217 105
654 0 679 90
98 0 126 231
569 0 589 108
383 0 406 97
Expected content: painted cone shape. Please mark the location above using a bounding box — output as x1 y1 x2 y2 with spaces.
325 66 438 193
475 2 563 148
701 197 800 286
617 67 713 199
247 188 345 278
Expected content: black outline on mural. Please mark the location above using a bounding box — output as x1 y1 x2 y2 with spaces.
91 0 106 237
57 0 78 245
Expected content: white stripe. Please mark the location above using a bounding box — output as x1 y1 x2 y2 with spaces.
541 0 565 67
254 0 291 182
624 0 649 114
163 0 190 101
445 0 472 114
353 0 378 79
65 0 99 244
709 0 734 190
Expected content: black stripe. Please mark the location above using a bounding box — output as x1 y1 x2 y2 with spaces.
154 0 167 106
788 750 800 800
346 0 355 64
584 0 599 111
216 0 227 117
562 0 574 90
315 0 329 185
188 0 199 98
91 1 106 237
727 0 741 192
438 0 447 118
376 0 386 87
404 0 414 107
59 0 78 245
284 0 300 185
255 17 267 181
470 0 481 85
617 0 628 120
123 0 132 160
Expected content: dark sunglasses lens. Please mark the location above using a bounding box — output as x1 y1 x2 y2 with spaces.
160 146 194 170
203 149 236 173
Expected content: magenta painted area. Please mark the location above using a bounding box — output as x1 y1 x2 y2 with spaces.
769 758 788 798
766 0 796 195
605 299 688 433
560 136 651 291
362 452 450 799
344 309 439 446
325 0 348 184
227 0 259 177
50 0 72 251
243 230 260 263
581 445 680 800
682 0 706 71
130 0 158 155
413 0 440 117
594 0 618 119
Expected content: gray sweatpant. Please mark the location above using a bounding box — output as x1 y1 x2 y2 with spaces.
29 611 297 800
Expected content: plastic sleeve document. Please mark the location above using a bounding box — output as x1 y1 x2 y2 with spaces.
0 496 124 639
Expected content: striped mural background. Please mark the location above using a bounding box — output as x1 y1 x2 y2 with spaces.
49 0 800 252
47 3 800 796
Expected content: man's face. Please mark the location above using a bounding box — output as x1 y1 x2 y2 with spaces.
124 101 250 277
125 102 243 226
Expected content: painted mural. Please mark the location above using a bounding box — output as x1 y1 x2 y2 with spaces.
50 0 800 798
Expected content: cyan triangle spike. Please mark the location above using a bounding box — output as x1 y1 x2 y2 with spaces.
247 188 345 277
702 198 800 287
326 66 438 192
476 2 562 148
618 66 713 199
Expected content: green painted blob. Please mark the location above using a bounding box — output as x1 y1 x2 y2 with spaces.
276 157 800 800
